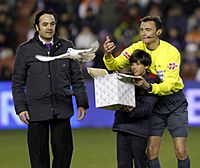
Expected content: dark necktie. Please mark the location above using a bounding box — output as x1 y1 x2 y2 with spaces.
45 43 52 51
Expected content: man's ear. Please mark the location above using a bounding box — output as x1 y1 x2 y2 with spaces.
157 29 162 35
35 24 40 31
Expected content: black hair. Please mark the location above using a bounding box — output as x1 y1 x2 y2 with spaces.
129 49 151 66
34 10 56 30
140 15 162 30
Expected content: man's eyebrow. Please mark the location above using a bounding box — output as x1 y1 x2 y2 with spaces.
140 27 152 30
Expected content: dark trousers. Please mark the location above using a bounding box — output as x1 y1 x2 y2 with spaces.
117 132 147 168
27 118 73 168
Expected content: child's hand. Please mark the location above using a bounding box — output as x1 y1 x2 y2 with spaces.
121 106 135 112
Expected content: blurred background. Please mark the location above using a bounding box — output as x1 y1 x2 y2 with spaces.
0 0 200 167
0 0 200 129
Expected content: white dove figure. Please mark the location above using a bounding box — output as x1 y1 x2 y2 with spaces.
35 41 99 62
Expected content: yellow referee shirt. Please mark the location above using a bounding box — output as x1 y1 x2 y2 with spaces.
103 40 184 96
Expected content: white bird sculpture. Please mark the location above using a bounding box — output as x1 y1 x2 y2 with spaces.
35 41 99 62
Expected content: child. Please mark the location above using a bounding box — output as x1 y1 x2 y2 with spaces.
112 49 160 168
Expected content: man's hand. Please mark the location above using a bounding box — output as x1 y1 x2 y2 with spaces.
77 107 86 121
103 36 116 59
133 76 151 90
19 111 30 124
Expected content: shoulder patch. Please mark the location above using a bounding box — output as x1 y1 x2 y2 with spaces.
167 62 178 70
122 51 131 59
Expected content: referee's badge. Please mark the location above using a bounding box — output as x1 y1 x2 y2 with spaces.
167 62 178 70
157 70 164 80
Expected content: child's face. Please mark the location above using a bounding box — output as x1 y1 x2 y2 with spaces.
130 61 148 76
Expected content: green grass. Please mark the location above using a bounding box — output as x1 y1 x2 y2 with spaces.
0 127 199 168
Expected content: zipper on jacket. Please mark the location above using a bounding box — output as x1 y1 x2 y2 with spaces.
47 50 55 115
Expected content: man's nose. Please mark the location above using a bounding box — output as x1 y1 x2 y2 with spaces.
140 31 146 36
47 24 52 29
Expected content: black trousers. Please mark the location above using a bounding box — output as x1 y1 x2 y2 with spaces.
27 118 73 168
117 132 147 168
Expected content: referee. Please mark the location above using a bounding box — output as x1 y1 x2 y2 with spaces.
103 15 190 168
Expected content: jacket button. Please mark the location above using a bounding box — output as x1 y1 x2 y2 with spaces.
48 75 50 78
51 108 54 111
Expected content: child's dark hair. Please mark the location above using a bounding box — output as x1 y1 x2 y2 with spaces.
34 10 56 30
129 49 151 66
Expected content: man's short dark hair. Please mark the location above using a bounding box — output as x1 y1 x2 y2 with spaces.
140 15 162 30
34 10 56 30
129 49 152 66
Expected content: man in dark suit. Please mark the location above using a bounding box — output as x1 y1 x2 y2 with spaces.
12 10 89 168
